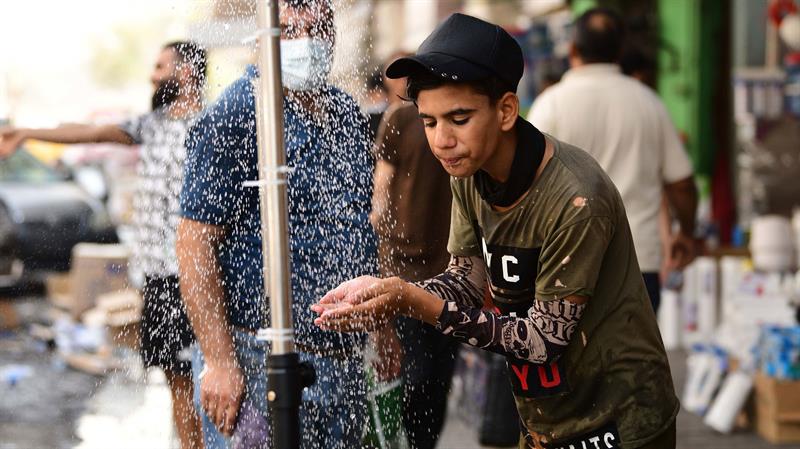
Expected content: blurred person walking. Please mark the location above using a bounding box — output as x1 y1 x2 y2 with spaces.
619 42 690 288
370 100 456 449
176 1 377 448
363 70 390 140
527 8 698 312
0 41 207 449
362 51 413 142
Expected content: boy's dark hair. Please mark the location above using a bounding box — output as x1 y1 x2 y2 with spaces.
573 8 626 64
405 71 512 105
164 41 207 88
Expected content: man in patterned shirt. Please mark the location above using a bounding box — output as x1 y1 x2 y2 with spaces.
0 41 207 449
177 1 378 448
314 14 678 449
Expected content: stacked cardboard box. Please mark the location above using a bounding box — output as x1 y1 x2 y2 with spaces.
46 243 129 318
755 373 800 443
84 289 142 349
0 300 19 330
42 243 140 375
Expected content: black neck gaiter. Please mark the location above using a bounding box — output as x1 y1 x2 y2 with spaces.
474 118 546 207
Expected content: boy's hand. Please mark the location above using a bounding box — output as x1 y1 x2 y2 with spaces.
311 276 408 332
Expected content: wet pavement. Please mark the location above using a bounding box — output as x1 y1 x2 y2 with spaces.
0 296 796 449
0 297 176 449
0 331 96 448
0 298 95 449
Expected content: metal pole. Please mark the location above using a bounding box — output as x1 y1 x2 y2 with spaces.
253 1 315 448
255 0 292 354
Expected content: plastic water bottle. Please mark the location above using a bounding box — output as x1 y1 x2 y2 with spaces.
704 370 754 433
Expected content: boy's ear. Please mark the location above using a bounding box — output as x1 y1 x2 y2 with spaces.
498 92 519 132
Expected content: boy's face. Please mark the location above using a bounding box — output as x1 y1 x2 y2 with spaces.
417 84 503 178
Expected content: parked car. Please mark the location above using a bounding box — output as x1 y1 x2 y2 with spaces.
0 148 117 289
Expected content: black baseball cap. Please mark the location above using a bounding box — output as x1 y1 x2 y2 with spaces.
385 13 524 92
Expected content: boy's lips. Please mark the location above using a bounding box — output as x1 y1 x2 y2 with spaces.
442 157 463 167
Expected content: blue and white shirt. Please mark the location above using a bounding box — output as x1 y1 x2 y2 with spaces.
121 109 195 277
180 65 378 351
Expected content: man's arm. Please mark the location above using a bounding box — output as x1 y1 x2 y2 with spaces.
658 196 673 283
368 160 401 383
0 124 133 156
412 256 586 364
316 214 614 363
370 103 405 231
663 176 699 269
656 97 697 270
315 256 587 364
176 217 243 436
370 159 395 231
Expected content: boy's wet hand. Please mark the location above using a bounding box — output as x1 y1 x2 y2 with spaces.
317 275 380 306
313 277 408 332
310 301 353 315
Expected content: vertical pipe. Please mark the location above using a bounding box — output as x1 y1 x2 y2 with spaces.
255 0 294 355
253 4 315 448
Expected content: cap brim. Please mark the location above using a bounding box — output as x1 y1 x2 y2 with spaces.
385 53 493 82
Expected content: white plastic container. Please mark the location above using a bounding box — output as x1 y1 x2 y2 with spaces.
792 208 800 269
704 371 754 433
694 354 725 415
750 215 796 272
681 262 700 348
683 346 726 415
695 257 718 338
658 289 681 350
682 350 710 412
720 256 746 316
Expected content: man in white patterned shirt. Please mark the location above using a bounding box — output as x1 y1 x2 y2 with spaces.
0 41 207 449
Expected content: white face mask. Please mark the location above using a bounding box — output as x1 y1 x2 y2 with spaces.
280 37 333 92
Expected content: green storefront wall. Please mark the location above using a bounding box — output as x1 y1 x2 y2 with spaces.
657 0 726 180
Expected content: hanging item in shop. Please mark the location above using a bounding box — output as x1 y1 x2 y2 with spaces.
768 0 798 27
780 13 800 49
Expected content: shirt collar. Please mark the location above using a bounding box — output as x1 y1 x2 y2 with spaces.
561 63 621 81
472 117 545 207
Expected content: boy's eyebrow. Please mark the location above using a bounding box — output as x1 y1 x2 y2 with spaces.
418 108 476 120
